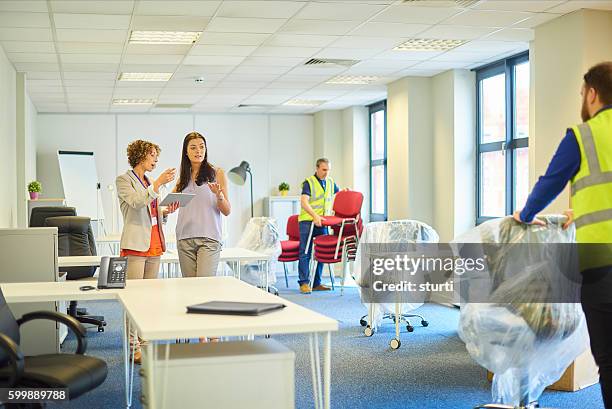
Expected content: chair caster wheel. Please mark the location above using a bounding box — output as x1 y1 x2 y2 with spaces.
364 326 374 337
390 338 401 349
421 320 429 327
98 327 104 332
359 318 367 327
406 325 414 332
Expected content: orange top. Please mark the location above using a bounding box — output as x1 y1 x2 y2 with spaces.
121 175 164 258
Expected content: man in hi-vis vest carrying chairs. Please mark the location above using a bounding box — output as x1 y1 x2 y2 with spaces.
298 158 341 294
514 62 612 408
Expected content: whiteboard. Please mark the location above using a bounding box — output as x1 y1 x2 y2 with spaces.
57 150 105 221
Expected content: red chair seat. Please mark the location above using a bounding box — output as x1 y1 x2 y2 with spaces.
313 235 342 246
314 254 342 263
279 253 299 262
321 216 345 226
280 240 299 252
315 246 344 255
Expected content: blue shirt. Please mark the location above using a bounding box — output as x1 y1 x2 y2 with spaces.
520 105 612 222
301 174 340 197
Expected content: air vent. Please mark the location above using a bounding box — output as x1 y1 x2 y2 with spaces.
455 0 479 7
304 58 359 67
154 103 193 109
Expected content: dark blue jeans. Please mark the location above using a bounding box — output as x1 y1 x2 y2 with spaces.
298 221 327 287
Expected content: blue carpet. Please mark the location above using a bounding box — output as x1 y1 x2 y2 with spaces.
53 286 604 409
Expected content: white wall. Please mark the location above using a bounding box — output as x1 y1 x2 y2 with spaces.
313 110 345 186
342 106 370 223
0 45 16 227
25 94 37 188
36 113 314 245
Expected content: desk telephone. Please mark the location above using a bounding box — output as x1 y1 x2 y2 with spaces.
98 256 128 289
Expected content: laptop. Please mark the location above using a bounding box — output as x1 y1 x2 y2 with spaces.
186 301 286 316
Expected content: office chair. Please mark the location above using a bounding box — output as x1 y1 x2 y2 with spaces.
278 215 300 288
29 206 77 228
0 288 107 408
44 216 106 332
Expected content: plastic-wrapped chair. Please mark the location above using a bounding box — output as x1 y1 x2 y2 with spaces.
453 216 589 409
354 220 439 349
234 217 282 294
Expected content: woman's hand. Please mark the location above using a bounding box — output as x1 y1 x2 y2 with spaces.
208 182 222 197
154 168 176 192
167 201 180 214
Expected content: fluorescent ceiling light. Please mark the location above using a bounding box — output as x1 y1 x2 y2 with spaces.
118 72 173 81
326 75 379 85
284 99 325 107
129 30 202 45
393 38 466 52
112 98 156 105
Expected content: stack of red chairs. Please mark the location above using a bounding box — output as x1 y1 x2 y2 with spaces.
278 215 300 288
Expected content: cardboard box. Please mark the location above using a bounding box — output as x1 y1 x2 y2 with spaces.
487 349 599 392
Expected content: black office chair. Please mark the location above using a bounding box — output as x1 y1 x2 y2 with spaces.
0 288 107 408
29 206 76 228
44 216 106 332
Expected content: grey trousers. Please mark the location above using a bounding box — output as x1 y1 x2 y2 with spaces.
125 255 161 280
177 237 222 278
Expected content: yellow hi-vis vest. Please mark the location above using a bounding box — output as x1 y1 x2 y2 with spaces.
570 108 612 269
298 175 335 222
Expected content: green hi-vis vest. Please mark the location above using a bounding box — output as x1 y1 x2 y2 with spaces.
570 108 612 270
298 175 335 222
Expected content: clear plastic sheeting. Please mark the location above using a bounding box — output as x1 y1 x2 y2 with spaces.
235 217 282 287
354 220 440 328
454 215 589 406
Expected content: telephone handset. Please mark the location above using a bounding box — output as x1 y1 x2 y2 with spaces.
98 256 128 289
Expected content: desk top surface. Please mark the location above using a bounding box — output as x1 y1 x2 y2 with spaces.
1 277 337 340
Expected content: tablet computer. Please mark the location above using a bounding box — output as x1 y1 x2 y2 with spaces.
159 192 195 207
186 301 286 316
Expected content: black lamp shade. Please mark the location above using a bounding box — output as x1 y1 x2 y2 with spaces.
228 161 250 185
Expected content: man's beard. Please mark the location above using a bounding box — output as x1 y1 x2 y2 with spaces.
581 95 591 122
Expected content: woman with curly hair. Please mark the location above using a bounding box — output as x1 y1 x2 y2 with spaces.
116 140 177 363
174 132 231 277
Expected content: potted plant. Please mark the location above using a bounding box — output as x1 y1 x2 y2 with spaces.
28 180 41 200
278 182 290 196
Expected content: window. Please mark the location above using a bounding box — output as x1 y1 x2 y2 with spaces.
369 100 387 221
476 52 529 223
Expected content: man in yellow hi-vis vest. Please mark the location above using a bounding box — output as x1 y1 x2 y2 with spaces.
514 62 612 408
298 158 340 294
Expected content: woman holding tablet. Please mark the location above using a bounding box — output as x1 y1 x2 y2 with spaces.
116 140 178 363
175 131 231 277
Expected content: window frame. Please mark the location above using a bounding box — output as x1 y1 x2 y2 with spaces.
368 100 387 222
476 51 529 224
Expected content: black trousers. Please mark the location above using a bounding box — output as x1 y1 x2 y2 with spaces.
582 302 612 408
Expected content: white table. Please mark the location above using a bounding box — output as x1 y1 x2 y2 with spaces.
1 277 338 409
59 248 273 289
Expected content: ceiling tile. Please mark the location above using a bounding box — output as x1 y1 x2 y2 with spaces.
122 54 184 65
61 63 119 72
157 95 203 104
28 87 64 94
65 87 113 95
280 20 361 35
53 13 130 29
14 62 59 71
442 10 534 27
473 0 565 12
56 42 124 53
0 28 53 41
190 44 258 56
329 36 404 49
242 56 304 66
395 68 444 77
431 50 496 63
126 44 191 54
224 73 279 82
0 12 49 28
232 65 291 75
26 71 61 80
484 28 534 42
252 46 319 58
0 1 48 13
176 64 236 74
115 81 166 88
294 2 386 21
373 5 463 24
513 13 562 29
1 41 55 53
265 34 339 48
63 79 116 87
416 25 498 40
7 53 57 63
315 47 381 60
242 95 291 104
217 1 304 18
267 81 321 89
374 49 443 60
35 103 68 112
135 1 221 16
183 55 246 65
411 60 470 70
197 32 270 45
113 88 161 97
60 53 122 64
205 17 287 33
63 71 117 80
132 15 210 31
455 40 528 53
350 22 430 37
55 29 127 43
343 64 405 76
120 64 180 73
50 0 134 14
27 79 62 87
545 1 612 13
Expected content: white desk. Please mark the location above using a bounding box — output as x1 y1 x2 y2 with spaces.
1 277 337 409
95 233 177 254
